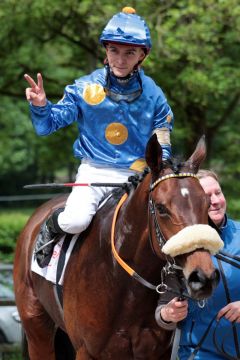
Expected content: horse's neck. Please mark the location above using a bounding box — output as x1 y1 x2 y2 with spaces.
121 179 149 232
116 179 159 268
112 180 167 293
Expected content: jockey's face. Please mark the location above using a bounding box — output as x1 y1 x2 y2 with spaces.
199 176 226 227
106 43 145 78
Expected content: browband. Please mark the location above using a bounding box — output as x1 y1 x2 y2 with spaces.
150 172 198 191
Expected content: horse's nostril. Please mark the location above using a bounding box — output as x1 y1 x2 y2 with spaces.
188 268 220 292
188 270 206 291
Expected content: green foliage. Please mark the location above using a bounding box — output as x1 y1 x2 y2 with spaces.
148 0 240 151
0 209 32 262
0 0 239 206
0 99 35 174
227 199 240 221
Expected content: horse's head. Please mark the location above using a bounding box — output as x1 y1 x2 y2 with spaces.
145 135 222 300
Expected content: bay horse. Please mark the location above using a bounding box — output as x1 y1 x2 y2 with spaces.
14 135 222 360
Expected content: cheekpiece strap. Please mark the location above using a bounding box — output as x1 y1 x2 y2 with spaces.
150 172 198 191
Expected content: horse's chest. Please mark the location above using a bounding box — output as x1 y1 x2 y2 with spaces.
100 326 171 359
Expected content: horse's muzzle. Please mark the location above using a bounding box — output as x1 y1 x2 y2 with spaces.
187 267 220 300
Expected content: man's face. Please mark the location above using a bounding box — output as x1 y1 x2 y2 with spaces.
106 43 145 78
199 176 226 227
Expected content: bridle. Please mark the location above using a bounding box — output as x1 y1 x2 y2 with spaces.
148 172 199 256
111 172 198 298
149 172 199 297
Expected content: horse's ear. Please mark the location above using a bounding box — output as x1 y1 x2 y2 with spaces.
145 134 163 175
186 135 207 173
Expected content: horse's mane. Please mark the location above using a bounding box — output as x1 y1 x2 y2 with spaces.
161 156 186 174
105 168 150 203
103 156 187 204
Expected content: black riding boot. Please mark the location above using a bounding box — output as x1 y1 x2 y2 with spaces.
35 208 65 268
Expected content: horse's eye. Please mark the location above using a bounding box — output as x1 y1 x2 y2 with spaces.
156 203 168 215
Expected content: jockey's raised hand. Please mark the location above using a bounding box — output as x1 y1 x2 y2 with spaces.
24 73 47 107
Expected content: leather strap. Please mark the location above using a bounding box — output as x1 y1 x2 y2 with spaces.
56 234 73 307
170 324 182 360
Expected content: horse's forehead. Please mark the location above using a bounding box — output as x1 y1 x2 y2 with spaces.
177 181 203 199
157 177 200 195
174 185 196 200
180 187 189 197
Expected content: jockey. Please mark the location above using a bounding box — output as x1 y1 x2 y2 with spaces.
24 7 174 267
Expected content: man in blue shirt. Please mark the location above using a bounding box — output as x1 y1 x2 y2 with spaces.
155 169 240 359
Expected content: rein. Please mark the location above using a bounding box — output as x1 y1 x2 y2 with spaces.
110 171 229 359
111 193 157 291
111 192 191 297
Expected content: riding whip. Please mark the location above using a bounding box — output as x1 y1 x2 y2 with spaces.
23 182 130 189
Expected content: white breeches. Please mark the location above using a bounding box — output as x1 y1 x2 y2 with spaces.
58 161 137 234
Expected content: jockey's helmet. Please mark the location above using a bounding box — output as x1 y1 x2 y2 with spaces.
99 7 152 54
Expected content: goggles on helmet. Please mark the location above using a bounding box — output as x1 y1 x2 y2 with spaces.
99 7 152 53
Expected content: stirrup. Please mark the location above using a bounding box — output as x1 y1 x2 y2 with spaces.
34 207 65 268
34 225 59 268
34 239 56 255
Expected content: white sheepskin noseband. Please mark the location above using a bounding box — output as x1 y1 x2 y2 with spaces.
162 224 224 257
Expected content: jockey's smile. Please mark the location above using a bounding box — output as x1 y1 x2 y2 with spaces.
106 43 145 78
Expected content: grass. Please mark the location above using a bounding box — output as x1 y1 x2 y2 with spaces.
0 344 22 360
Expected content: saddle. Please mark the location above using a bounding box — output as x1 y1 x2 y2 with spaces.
34 187 127 268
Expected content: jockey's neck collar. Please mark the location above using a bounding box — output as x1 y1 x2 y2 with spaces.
107 64 138 83
114 71 135 84
104 65 143 103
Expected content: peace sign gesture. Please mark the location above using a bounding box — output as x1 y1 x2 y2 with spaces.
24 73 47 107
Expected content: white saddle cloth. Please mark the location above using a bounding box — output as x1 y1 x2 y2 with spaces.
31 234 78 285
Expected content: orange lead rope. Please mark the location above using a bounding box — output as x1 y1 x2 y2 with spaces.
111 192 135 276
111 192 158 291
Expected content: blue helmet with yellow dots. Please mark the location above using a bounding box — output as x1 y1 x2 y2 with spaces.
99 7 152 53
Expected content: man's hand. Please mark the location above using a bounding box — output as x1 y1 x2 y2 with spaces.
218 301 240 323
24 73 47 107
160 297 188 323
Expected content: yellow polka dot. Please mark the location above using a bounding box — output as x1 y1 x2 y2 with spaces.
105 123 128 145
83 84 106 105
130 159 147 172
